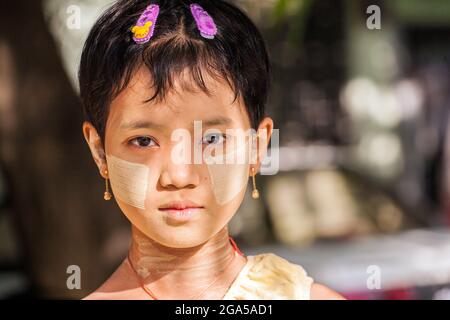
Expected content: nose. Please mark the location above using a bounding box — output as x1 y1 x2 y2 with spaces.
159 146 200 190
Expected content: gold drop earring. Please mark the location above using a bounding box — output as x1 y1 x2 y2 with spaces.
251 167 259 199
103 169 112 201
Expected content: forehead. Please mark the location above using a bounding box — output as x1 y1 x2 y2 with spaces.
106 66 251 133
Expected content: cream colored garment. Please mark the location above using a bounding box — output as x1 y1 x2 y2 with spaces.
223 253 314 300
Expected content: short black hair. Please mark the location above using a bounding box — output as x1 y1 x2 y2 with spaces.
79 0 271 142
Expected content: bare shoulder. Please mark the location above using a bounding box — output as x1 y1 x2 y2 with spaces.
82 259 140 300
82 277 122 300
310 283 346 300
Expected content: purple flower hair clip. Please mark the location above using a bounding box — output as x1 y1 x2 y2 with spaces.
131 4 160 44
190 3 217 39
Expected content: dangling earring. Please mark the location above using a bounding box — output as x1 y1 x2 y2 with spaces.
103 169 112 201
251 167 259 199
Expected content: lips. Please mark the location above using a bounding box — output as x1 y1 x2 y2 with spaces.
159 200 204 222
158 200 203 211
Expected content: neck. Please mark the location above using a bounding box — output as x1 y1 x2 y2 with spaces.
127 225 242 299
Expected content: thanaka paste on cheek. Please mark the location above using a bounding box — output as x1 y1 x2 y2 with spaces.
106 154 149 210
205 142 250 205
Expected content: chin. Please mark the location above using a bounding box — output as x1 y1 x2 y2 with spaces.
151 231 217 249
119 201 230 248
138 219 223 249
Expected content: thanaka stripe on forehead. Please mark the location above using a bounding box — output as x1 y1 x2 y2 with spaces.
120 117 233 131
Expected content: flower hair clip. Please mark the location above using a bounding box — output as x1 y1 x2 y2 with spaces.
190 3 217 39
131 4 160 44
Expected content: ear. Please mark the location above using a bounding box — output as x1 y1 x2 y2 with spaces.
82 121 108 179
251 117 274 174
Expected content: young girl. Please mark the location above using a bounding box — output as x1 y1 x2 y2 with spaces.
79 0 344 300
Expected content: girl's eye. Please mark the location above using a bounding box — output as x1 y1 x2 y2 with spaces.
202 133 226 145
129 136 157 148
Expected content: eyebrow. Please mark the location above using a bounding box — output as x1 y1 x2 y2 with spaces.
120 120 165 131
202 116 233 127
120 116 233 131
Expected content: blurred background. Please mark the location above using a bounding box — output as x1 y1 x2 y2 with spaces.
1 0 450 300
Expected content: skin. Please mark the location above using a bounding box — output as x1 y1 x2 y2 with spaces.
82 66 344 300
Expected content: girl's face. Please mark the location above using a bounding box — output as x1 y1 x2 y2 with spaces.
83 67 273 248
